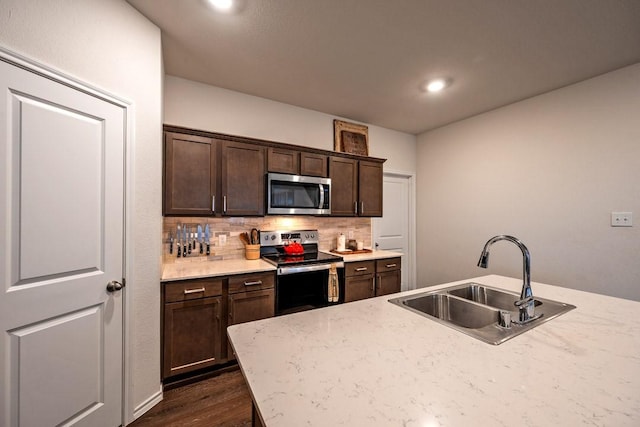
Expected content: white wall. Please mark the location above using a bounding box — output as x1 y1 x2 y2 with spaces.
0 0 163 422
165 75 417 174
417 64 640 301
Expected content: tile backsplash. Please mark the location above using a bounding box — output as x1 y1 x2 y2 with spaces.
162 216 372 264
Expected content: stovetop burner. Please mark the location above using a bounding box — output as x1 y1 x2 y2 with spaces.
262 250 343 267
259 229 343 267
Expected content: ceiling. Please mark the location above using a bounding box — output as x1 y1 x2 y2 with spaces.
128 0 640 135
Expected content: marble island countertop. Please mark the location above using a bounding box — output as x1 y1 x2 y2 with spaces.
228 274 640 426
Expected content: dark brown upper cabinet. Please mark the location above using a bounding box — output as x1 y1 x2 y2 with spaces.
329 157 383 217
221 141 265 216
163 125 384 217
164 131 265 216
267 147 328 177
164 132 217 216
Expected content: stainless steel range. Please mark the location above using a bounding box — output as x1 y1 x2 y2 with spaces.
260 230 345 315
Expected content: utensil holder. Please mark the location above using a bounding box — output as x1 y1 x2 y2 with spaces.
245 244 260 260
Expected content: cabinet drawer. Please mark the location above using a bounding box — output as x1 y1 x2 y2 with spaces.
228 272 275 294
164 278 223 303
376 257 401 272
345 261 375 277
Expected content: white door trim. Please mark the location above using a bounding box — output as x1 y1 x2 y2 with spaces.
372 169 417 290
0 46 134 426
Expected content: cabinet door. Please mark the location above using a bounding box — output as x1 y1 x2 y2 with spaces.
228 289 275 326
267 147 299 174
227 289 275 359
344 275 375 302
300 152 328 177
221 141 265 216
163 296 222 379
164 132 216 215
329 157 358 216
376 270 401 296
358 160 383 217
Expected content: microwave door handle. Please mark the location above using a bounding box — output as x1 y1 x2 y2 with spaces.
318 184 325 209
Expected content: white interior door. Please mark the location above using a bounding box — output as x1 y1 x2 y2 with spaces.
373 173 413 291
0 57 125 426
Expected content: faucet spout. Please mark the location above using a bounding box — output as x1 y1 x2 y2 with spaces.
477 235 538 323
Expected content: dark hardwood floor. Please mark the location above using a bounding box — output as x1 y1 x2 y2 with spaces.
130 367 252 427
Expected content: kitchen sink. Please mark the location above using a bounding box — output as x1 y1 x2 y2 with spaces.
447 283 542 311
389 282 576 345
403 293 499 329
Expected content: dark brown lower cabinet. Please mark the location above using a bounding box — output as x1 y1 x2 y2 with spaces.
227 272 275 359
344 261 376 302
375 257 402 296
344 257 402 303
162 272 276 381
163 295 222 378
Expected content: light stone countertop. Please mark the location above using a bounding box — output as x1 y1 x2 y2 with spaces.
228 274 640 427
322 249 402 262
161 258 276 282
161 250 401 282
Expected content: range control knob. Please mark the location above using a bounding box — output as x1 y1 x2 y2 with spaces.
271 235 276 240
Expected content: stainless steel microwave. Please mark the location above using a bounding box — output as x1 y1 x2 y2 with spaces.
267 173 331 215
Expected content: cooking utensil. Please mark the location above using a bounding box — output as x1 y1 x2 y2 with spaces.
205 224 210 255
169 231 174 255
240 232 251 245
250 228 259 245
197 224 203 254
177 224 182 258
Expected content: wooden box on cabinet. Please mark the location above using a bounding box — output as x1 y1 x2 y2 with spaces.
162 279 223 379
227 272 275 359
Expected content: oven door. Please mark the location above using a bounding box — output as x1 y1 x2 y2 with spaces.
267 173 331 215
275 264 345 315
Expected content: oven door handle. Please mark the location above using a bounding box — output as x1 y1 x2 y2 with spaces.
277 262 344 276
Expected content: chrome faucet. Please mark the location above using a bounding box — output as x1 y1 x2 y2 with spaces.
477 235 541 324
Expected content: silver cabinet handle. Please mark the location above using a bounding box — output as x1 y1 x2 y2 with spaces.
354 201 358 215
355 267 368 272
184 287 205 295
360 201 364 215
223 195 227 214
212 195 216 213
244 280 263 286
385 264 397 268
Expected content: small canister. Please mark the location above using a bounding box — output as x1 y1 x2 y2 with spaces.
337 233 346 251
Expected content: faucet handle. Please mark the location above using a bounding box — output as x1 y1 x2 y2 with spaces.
498 310 511 328
514 295 534 307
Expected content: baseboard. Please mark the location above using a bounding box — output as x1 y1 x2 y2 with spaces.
132 388 163 423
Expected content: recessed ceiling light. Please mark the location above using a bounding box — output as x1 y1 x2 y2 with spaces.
209 0 233 11
426 79 448 93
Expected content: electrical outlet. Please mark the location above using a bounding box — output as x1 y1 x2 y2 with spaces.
611 212 633 227
218 234 227 245
348 230 354 239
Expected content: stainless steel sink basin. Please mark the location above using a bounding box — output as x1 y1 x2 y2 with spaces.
403 293 499 329
447 283 542 311
389 282 576 345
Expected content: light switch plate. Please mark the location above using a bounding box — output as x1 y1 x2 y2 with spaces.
611 212 633 227
218 234 227 245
